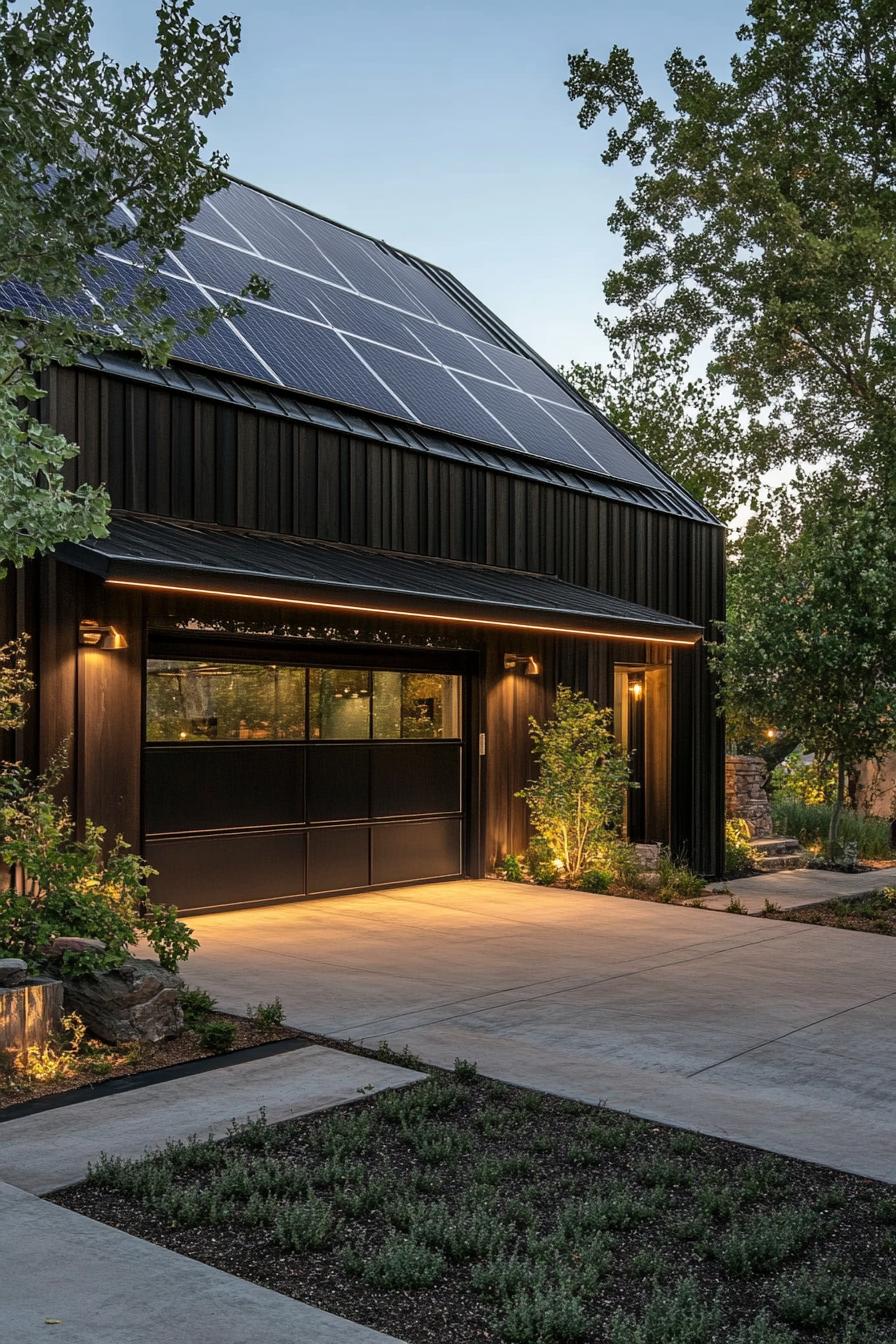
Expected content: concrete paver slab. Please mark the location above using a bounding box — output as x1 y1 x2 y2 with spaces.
0 1045 424 1194
0 1181 403 1344
705 864 896 911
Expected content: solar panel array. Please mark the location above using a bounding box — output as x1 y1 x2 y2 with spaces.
1 178 669 493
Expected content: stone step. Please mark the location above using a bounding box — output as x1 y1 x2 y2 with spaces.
755 853 807 873
752 836 803 856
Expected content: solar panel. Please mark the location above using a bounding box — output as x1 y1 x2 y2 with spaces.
0 172 675 494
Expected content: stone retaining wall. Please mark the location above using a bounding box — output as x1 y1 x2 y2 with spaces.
725 755 773 838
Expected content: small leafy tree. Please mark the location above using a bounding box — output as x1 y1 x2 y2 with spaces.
711 476 896 855
517 685 633 885
0 0 269 571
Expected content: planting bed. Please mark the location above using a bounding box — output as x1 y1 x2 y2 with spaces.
54 1058 896 1344
764 888 896 937
0 1010 303 1112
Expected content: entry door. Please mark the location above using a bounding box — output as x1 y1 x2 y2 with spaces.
141 646 465 913
613 664 671 845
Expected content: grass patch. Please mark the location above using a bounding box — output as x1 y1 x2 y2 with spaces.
57 1070 896 1344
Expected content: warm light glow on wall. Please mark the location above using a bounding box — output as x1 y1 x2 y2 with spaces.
103 578 703 648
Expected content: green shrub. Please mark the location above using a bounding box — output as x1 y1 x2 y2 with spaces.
0 748 197 974
495 1281 588 1342
607 1278 721 1344
596 839 644 888
453 1056 478 1082
196 1019 237 1053
500 853 525 882
272 1196 335 1250
578 867 612 893
525 837 558 885
657 849 706 901
710 1209 819 1275
247 997 284 1029
179 985 216 1029
725 818 757 877
344 1234 445 1289
725 897 749 914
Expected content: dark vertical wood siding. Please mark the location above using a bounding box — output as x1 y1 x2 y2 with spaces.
15 364 726 876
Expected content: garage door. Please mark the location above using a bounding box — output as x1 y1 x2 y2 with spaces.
141 643 465 913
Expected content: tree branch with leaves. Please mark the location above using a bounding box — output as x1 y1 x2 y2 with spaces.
0 0 270 571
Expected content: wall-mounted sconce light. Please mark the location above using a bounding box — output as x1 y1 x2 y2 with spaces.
628 675 644 701
503 653 540 676
78 620 127 650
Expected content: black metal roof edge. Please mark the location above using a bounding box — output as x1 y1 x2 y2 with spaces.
89 509 701 628
73 351 716 525
61 513 703 635
219 171 721 528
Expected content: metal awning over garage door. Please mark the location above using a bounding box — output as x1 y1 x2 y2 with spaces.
58 514 703 647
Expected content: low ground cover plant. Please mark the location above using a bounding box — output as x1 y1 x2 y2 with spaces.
57 1063 896 1344
762 887 896 937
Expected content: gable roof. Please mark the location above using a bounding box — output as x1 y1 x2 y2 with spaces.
1 172 720 525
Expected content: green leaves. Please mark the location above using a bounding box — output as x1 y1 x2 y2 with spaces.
567 1 896 484
0 746 198 973
562 327 776 522
518 685 632 885
0 1 258 567
710 475 896 846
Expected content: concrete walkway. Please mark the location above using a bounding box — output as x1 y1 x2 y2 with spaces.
184 880 896 1182
0 1180 403 1343
1 1045 423 1195
704 863 896 912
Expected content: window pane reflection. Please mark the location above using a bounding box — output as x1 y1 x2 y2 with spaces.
145 661 306 741
372 671 461 739
309 668 372 739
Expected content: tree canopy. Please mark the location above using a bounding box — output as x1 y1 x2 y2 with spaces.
0 0 267 570
567 0 896 486
710 474 896 849
562 326 778 523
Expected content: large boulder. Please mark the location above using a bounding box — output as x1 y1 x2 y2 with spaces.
61 957 184 1044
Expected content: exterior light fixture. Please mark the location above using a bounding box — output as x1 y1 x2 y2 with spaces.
628 675 644 701
78 620 127 650
503 653 540 676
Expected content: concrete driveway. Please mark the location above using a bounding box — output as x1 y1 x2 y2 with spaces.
186 880 896 1182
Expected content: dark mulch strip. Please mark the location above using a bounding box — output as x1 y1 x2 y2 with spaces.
763 890 896 937
0 1011 304 1113
52 1060 896 1344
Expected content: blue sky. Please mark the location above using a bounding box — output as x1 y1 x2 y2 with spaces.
88 0 748 368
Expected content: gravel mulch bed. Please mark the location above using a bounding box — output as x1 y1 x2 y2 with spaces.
53 1058 896 1344
763 888 896 937
0 1010 301 1111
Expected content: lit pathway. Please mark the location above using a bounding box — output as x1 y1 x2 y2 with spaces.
704 863 896 912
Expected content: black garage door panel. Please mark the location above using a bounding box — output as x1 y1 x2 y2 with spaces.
371 818 463 886
144 745 304 835
307 826 370 894
306 746 369 822
145 829 306 912
370 743 462 818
